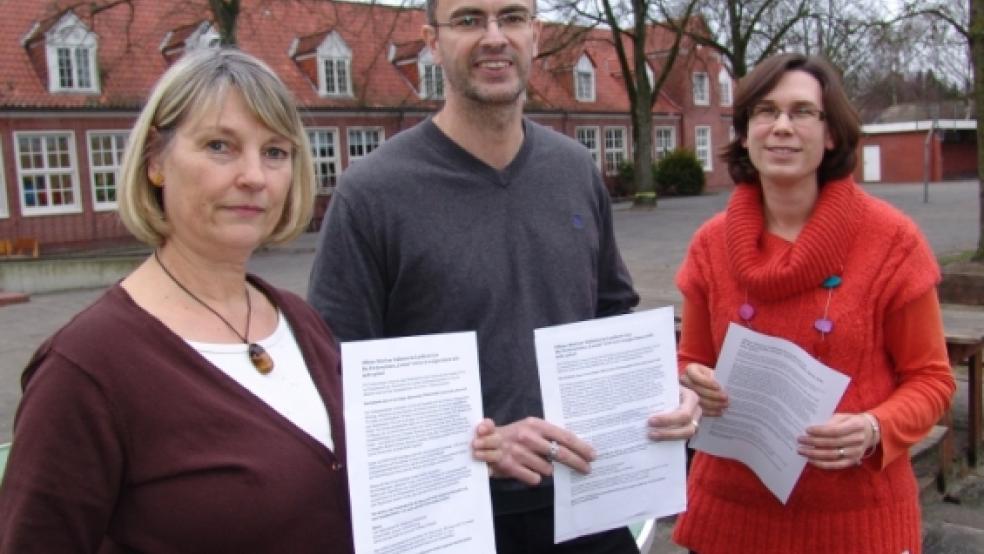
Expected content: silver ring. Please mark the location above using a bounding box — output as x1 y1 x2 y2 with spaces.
547 440 560 462
691 418 700 431
837 447 846 459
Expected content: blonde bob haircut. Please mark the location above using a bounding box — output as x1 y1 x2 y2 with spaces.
118 48 314 246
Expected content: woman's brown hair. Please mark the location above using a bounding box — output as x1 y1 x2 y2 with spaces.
723 53 860 186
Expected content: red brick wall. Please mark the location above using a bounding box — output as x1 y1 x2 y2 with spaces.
0 115 136 248
855 132 942 183
942 139 977 180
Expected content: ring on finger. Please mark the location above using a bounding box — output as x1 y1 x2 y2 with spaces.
547 440 560 462
837 447 846 460
691 418 700 432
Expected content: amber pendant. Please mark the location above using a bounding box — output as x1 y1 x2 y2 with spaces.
248 343 274 374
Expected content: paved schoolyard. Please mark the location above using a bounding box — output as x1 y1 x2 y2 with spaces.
0 180 979 444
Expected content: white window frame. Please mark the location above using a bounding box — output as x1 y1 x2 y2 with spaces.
317 32 353 97
0 137 8 218
603 126 628 176
695 125 713 171
718 70 733 107
419 47 444 99
14 131 82 216
184 22 220 52
654 126 676 159
347 127 384 165
308 128 340 195
692 71 709 106
575 126 601 170
574 55 596 102
86 130 128 211
45 13 99 94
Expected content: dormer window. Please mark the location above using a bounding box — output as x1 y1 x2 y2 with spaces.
418 47 443 99
185 22 220 52
317 32 352 97
160 21 219 62
574 55 595 102
45 12 98 94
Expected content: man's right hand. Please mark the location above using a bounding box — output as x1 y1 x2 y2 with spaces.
487 417 595 485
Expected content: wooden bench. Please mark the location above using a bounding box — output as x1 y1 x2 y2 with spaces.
943 305 984 468
0 237 40 258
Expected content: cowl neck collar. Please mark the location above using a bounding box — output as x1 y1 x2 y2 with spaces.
724 177 865 301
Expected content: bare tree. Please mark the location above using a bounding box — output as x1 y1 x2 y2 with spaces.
680 0 812 78
546 0 697 206
898 0 982 260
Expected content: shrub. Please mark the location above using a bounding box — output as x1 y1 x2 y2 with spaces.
655 149 705 196
613 161 637 198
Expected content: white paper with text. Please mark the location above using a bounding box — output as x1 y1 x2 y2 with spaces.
690 323 850 504
535 308 686 543
342 332 495 554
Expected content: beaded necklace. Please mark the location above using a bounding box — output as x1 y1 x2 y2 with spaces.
738 274 842 359
154 250 275 374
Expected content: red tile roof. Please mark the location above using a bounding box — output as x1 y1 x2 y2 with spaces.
0 0 728 116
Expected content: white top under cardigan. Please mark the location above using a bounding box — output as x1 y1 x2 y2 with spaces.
188 313 334 451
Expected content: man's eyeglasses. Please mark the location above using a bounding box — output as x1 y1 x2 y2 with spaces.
433 11 534 33
749 103 826 126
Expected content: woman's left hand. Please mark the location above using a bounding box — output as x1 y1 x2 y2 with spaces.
647 388 702 441
798 413 875 469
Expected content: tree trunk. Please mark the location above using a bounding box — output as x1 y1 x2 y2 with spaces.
209 0 239 46
633 95 657 206
973 0 984 259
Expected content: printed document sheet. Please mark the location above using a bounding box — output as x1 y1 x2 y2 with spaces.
342 332 495 554
535 308 687 543
690 323 850 504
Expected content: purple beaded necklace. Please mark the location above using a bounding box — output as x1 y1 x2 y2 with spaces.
738 274 843 359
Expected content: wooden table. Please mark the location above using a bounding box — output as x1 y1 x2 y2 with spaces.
942 306 984 467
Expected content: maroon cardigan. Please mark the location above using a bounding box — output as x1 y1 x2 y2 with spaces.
0 276 354 553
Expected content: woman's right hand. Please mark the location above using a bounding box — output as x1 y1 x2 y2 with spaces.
680 363 728 416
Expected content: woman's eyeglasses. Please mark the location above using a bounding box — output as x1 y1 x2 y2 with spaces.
749 103 826 126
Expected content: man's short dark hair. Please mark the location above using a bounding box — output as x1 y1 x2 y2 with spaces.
723 53 860 186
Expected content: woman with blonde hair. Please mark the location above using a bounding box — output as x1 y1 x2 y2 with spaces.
0 48 501 553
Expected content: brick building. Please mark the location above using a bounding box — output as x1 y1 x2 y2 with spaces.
0 0 734 249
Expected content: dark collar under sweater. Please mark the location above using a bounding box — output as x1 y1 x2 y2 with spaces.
724 177 866 301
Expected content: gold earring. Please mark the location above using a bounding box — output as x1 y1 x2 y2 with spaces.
149 173 164 187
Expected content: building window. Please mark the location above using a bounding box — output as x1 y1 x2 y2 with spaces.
692 72 709 106
308 128 340 194
317 32 352 97
45 13 99 94
321 57 350 96
15 132 80 215
87 131 127 210
347 127 383 164
695 126 712 171
654 126 676 159
575 126 600 169
0 138 7 218
421 63 444 99
604 127 627 175
719 70 732 106
574 55 596 102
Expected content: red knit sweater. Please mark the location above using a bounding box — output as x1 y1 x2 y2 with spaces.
672 178 955 554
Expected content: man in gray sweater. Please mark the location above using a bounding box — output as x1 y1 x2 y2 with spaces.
308 0 700 551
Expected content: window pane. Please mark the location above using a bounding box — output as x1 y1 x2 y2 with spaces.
76 48 91 88
57 48 73 88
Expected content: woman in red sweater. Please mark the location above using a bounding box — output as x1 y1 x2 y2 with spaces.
673 53 955 553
